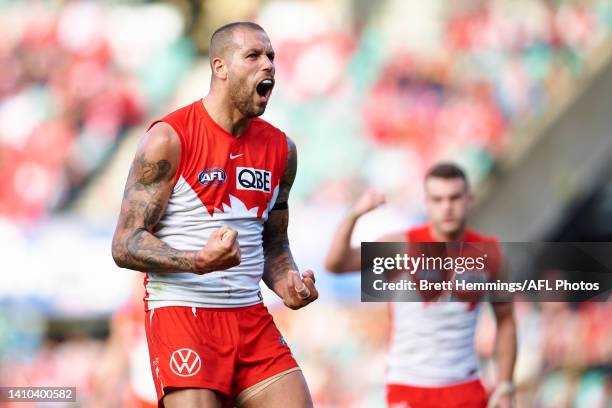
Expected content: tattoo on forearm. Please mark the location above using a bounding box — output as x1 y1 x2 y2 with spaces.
114 149 194 272
124 228 194 272
263 209 297 288
262 136 298 288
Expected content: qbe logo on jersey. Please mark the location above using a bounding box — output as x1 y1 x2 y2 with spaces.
169 348 201 377
236 167 271 193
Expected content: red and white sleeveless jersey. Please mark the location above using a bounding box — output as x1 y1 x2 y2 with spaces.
144 100 288 310
386 224 499 387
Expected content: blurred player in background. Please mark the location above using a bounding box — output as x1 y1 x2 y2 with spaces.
111 22 317 408
325 163 517 408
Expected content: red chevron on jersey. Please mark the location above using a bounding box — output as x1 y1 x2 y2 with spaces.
148 99 287 219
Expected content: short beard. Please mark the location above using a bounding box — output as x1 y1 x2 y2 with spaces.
228 75 265 118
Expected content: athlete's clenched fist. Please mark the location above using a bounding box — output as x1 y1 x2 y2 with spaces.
350 189 385 218
195 225 241 274
282 270 319 310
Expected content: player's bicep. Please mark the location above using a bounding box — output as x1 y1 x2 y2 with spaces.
263 136 296 250
115 123 180 235
275 135 297 205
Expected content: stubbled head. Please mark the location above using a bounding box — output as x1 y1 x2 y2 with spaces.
423 162 473 237
209 22 275 117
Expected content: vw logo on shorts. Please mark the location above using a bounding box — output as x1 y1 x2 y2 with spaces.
169 348 202 377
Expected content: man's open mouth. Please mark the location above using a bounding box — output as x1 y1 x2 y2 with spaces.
256 79 274 99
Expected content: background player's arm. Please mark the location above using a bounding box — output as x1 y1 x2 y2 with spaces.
491 301 517 404
111 123 240 274
324 190 386 273
262 136 318 310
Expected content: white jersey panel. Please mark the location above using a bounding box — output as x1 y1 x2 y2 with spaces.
386 302 481 386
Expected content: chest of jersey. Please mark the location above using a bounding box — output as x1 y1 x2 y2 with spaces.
179 130 284 220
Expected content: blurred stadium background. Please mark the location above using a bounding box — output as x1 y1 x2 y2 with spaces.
0 0 611 407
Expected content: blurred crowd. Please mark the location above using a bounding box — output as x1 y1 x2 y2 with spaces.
1 0 611 220
0 0 611 407
254 0 612 201
0 1 193 221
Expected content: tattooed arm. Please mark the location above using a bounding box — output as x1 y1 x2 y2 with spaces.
111 122 240 274
262 136 318 309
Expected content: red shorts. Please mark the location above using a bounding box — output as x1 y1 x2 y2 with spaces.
386 379 488 408
144 303 298 406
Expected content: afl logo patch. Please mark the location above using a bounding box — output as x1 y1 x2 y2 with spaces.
198 168 226 186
